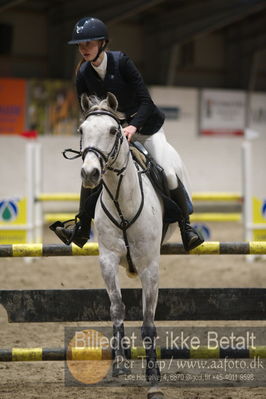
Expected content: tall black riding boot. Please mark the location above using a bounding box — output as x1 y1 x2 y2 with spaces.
170 178 204 252
49 185 100 248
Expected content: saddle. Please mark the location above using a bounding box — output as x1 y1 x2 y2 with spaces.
130 141 182 224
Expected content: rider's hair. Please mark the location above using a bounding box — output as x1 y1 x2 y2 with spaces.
75 58 85 76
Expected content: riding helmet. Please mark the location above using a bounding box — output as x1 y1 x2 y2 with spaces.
68 17 108 44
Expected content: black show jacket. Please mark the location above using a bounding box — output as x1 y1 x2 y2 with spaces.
76 51 165 135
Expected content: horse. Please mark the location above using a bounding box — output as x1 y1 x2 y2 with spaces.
68 92 176 398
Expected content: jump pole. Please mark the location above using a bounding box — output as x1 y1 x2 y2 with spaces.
1 242 266 257
44 212 243 224
1 346 266 361
38 192 242 202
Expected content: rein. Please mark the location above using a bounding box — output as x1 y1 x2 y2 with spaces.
100 163 146 275
63 109 148 274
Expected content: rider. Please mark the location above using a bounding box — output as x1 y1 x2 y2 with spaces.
51 17 204 252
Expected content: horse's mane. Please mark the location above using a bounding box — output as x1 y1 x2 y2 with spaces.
83 95 125 121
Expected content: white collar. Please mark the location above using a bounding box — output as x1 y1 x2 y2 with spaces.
91 52 107 80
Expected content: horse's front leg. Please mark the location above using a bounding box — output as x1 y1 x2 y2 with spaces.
99 251 130 377
140 260 164 399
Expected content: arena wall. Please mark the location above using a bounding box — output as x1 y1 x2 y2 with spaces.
0 87 265 205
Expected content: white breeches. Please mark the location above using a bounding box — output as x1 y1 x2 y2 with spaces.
133 127 192 200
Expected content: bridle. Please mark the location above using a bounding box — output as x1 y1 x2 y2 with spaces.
63 110 127 175
63 109 148 274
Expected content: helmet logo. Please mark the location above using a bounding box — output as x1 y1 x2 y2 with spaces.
76 19 90 34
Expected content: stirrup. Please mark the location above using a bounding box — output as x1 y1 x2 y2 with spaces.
186 231 204 251
49 219 78 245
184 228 204 251
50 217 91 248
178 219 204 252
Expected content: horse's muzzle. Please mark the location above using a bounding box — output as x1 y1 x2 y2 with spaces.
81 166 101 188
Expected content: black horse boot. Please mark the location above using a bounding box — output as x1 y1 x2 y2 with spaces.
49 185 100 248
141 325 161 384
170 178 204 252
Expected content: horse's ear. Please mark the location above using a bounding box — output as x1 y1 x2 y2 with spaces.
106 92 118 111
80 93 91 113
81 94 97 113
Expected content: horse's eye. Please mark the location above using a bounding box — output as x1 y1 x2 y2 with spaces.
78 127 83 135
110 126 117 135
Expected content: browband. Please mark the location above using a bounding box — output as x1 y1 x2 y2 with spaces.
84 110 121 125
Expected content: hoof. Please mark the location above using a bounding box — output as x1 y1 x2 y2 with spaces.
112 366 131 377
147 387 164 399
147 394 164 399
146 365 161 384
112 360 131 377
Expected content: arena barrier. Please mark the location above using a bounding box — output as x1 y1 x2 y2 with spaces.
33 141 266 258
23 143 247 244
1 288 266 322
0 241 266 257
1 143 263 256
1 345 265 361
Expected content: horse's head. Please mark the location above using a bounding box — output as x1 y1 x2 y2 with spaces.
79 93 125 188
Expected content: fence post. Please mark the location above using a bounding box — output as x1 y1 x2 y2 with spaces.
26 143 35 244
33 143 43 243
242 139 255 262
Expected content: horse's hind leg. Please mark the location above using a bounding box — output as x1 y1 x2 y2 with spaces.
139 260 163 398
99 253 130 376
